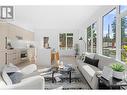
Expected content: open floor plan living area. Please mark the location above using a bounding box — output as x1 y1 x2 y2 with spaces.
0 5 127 90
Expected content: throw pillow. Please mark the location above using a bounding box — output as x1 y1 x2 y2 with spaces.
7 72 23 84
2 64 22 85
81 57 85 61
84 56 99 67
80 53 85 61
85 52 95 59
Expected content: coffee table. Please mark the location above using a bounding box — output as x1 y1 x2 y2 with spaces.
51 65 72 83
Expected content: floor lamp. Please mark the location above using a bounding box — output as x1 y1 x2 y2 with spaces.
79 37 86 53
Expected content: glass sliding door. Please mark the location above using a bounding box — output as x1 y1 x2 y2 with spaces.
102 8 116 58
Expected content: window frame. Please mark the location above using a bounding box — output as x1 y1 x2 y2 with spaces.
59 33 73 50
119 7 127 62
102 7 117 58
101 5 127 63
87 22 97 53
85 5 127 64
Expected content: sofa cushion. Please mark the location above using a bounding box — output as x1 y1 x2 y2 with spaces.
7 72 23 84
84 56 99 67
82 63 100 81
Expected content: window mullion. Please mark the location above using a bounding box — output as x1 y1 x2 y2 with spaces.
91 26 93 53
116 6 121 60
66 33 67 50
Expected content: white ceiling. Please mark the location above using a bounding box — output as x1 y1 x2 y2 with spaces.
11 6 101 31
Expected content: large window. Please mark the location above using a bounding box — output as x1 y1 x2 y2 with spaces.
85 6 127 63
102 8 116 58
87 26 91 52
121 16 127 63
59 33 73 50
92 23 97 53
59 33 66 50
87 23 97 53
67 33 73 49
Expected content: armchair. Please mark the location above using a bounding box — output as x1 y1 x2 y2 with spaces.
0 75 45 90
0 64 45 90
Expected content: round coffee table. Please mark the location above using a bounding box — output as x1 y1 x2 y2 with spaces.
51 66 72 83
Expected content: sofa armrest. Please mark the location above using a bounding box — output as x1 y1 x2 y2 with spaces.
76 59 84 64
90 70 102 89
4 75 45 90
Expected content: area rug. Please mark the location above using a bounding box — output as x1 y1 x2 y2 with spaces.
44 64 90 90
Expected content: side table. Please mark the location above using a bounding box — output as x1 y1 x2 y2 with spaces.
96 74 127 89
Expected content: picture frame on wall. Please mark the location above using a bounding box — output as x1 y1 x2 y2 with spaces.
43 37 49 48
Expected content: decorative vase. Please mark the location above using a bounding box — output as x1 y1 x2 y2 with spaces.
113 71 124 80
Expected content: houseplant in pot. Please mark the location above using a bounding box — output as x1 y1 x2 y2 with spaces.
111 63 126 80
74 44 79 58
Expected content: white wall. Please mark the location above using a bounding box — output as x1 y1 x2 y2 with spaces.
78 28 86 55
34 29 80 55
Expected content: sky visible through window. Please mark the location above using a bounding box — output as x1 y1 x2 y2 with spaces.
103 9 116 39
120 5 127 13
124 17 127 37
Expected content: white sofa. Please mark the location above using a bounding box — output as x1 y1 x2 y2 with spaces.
76 53 120 89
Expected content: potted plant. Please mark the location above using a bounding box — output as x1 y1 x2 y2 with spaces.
74 44 79 58
111 63 126 80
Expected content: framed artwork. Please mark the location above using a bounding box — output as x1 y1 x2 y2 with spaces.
43 37 49 48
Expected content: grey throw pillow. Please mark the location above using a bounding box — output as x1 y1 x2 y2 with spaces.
7 72 23 84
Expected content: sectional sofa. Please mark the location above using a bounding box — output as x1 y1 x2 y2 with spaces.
76 53 124 89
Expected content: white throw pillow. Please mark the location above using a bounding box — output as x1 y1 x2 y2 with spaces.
85 52 95 59
80 53 95 62
21 64 37 75
80 53 85 61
